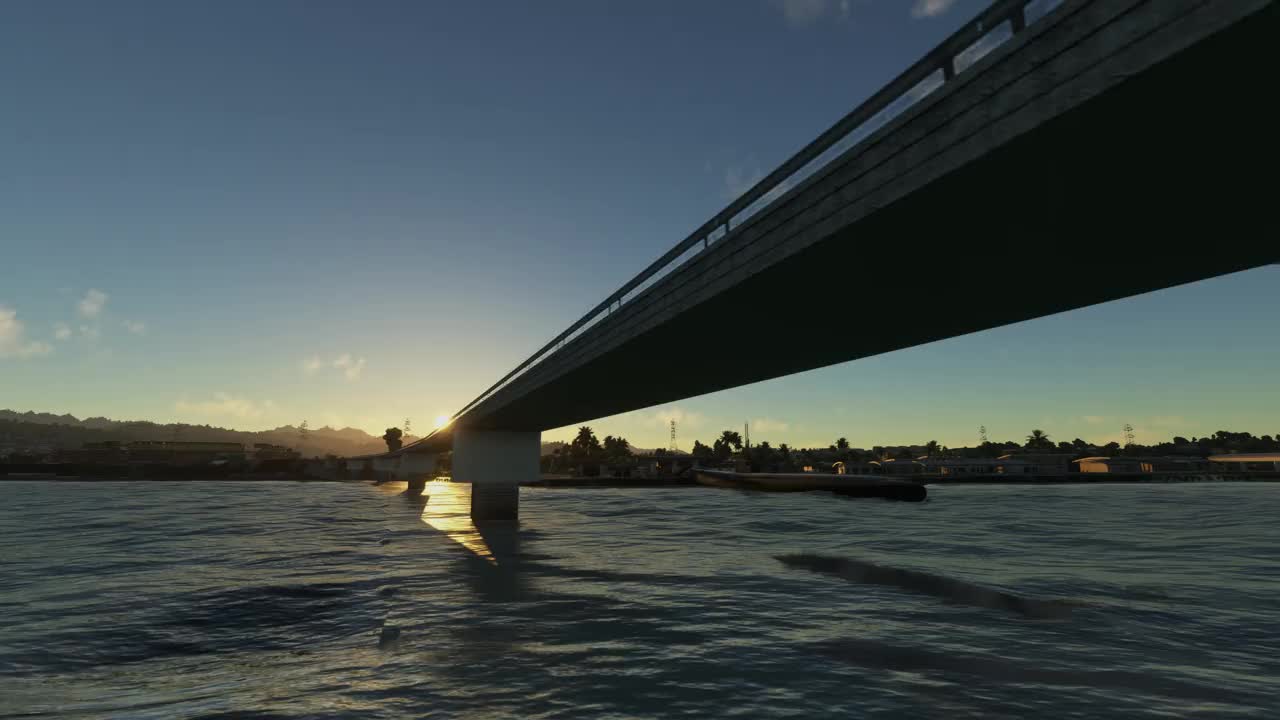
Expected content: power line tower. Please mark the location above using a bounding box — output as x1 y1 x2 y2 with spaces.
979 425 989 446
404 418 412 436
669 419 678 453
1122 423 1135 448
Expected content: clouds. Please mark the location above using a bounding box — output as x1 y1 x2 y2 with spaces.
0 306 53 359
771 0 850 26
77 289 108 318
333 354 366 380
641 405 707 430
751 417 791 434
175 393 277 420
912 0 958 18
54 323 72 341
303 353 367 381
122 320 147 335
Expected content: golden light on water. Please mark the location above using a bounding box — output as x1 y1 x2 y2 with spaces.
418 480 497 564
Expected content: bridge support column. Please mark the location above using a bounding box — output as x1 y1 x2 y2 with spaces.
452 428 539 523
395 452 437 480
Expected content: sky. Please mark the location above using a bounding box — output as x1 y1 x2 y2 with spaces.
1 0 1276 451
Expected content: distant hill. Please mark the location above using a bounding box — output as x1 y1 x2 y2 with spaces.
0 409 413 458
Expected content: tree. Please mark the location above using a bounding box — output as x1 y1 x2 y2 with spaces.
778 443 793 469
382 427 403 452
691 440 714 465
1025 429 1052 450
836 437 850 451
570 426 602 465
924 440 940 457
719 430 744 451
602 435 632 465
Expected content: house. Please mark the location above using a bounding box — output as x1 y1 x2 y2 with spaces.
996 453 1075 475
1208 453 1280 472
1074 456 1209 473
869 458 925 475
922 457 1001 475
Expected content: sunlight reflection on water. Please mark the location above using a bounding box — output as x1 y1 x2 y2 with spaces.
1 481 1278 719
417 480 497 564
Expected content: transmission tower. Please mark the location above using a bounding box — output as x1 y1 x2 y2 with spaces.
1123 423 1135 448
669 419 678 453
979 425 989 445
404 417 412 435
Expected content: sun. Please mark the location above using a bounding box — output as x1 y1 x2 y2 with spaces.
433 414 450 429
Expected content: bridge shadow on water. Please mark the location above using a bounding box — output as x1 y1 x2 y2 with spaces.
407 479 528 602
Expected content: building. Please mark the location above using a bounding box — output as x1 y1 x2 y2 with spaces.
126 441 246 466
1075 456 1140 473
869 458 925 475
996 453 1076 475
922 457 1001 476
1208 453 1280 472
1074 456 1210 473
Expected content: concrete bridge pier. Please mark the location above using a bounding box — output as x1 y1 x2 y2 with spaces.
396 452 437 480
452 428 539 523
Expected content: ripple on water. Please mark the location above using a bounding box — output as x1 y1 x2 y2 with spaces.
1 480 1278 718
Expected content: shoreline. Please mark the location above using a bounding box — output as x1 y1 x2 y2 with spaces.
3 473 1278 486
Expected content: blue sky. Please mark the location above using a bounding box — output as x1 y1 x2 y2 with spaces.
1 0 1275 450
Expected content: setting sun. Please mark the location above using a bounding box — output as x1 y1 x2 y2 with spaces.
433 414 450 429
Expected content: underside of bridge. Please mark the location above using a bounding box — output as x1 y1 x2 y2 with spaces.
464 0 1276 434
409 0 1276 522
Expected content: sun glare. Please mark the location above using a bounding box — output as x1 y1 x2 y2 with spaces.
433 414 450 429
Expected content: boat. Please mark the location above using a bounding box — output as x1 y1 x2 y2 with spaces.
694 469 926 501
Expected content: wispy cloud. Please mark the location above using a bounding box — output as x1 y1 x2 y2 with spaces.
751 417 791 435
122 320 147 335
332 353 367 380
301 353 367 380
771 0 851 26
0 306 53 359
912 0 958 18
53 323 72 341
79 324 101 340
77 289 108 318
175 393 277 420
641 405 707 431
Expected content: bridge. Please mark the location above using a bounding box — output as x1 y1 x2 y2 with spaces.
382 0 1278 521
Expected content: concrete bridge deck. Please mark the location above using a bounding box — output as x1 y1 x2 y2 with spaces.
393 0 1277 519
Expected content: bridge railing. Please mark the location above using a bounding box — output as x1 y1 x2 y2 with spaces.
441 0 1062 430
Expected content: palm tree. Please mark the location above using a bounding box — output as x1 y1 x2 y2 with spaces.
925 440 940 457
1026 429 1051 450
718 430 743 451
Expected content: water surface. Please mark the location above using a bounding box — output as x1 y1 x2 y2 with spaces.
2 480 1277 718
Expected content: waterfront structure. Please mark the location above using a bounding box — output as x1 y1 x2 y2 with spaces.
1208 454 1280 472
869 459 926 476
386 0 1277 521
997 453 1075 475
1075 456 1211 473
